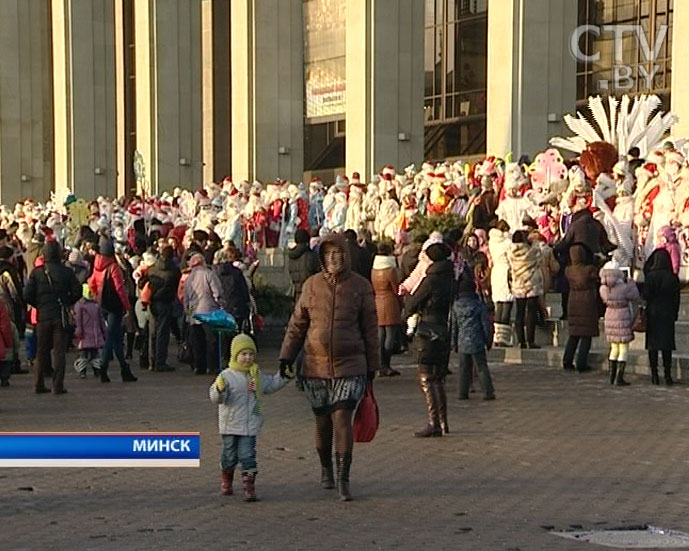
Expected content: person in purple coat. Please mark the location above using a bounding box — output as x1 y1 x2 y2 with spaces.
599 261 640 386
74 284 107 378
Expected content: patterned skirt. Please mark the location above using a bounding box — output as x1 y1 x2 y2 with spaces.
303 375 367 414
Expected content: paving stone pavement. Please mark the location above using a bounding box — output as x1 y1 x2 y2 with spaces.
2 346 689 551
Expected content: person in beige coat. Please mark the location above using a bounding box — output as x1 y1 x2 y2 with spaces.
508 231 543 349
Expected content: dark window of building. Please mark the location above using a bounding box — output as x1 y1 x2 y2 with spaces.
576 0 673 107
123 0 136 196
304 121 345 171
303 0 346 170
424 0 487 158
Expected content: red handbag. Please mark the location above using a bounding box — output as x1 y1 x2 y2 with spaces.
354 381 379 443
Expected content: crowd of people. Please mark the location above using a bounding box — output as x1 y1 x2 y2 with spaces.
0 92 687 502
0 225 257 393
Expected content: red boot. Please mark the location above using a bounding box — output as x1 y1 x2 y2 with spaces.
241 472 257 502
220 469 234 495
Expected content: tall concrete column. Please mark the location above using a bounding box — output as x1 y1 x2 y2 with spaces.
486 0 577 159
345 0 424 183
202 0 231 184
135 0 203 194
0 0 53 204
52 0 117 199
672 1 689 140
231 0 303 184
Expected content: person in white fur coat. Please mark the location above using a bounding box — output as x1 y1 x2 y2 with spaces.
488 220 514 346
495 163 536 233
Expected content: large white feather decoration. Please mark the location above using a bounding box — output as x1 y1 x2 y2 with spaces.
552 93 679 158
590 96 612 143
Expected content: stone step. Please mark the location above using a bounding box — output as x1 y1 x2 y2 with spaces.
485 346 689 382
532 319 688 353
391 346 689 382
545 292 689 320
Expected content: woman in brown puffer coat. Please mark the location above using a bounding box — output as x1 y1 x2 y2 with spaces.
371 242 402 377
562 243 599 372
279 233 379 502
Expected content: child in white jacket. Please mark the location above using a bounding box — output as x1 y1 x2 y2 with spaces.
209 333 289 501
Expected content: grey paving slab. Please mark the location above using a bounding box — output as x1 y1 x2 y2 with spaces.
2 346 689 551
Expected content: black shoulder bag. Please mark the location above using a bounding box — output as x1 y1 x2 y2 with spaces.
44 266 76 330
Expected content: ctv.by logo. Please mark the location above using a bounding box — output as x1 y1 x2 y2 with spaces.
570 25 669 91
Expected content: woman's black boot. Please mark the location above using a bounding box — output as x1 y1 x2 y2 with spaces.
615 361 630 386
608 359 618 385
335 452 352 501
650 367 660 385
664 366 674 386
317 448 335 489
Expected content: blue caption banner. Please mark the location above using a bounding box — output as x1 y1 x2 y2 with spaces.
0 433 201 467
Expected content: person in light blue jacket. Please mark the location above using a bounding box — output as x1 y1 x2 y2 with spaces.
209 333 290 501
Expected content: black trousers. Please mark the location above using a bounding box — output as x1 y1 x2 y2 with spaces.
149 302 172 369
36 319 68 391
458 350 495 398
515 297 538 345
563 335 592 371
649 349 672 369
494 302 512 325
190 324 218 374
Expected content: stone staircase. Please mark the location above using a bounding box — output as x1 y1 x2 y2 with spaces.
487 293 689 381
251 252 689 382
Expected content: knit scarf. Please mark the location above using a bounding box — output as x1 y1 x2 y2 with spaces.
230 360 262 414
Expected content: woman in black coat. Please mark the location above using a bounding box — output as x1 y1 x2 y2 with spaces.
406 242 453 437
643 249 680 385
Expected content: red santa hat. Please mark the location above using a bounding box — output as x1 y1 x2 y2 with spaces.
381 165 396 179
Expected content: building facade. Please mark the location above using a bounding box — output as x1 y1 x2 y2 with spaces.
0 0 684 202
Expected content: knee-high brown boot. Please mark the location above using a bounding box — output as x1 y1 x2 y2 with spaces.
435 377 449 434
415 373 442 437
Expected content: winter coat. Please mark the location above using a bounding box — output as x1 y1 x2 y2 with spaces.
508 242 543 299
74 298 107 350
473 189 498 231
209 369 288 436
450 292 492 355
488 228 512 303
599 268 639 343
565 244 600 338
24 242 82 323
0 261 24 326
554 208 615 260
88 255 131 314
399 242 422 279
406 258 454 366
643 249 680 351
534 242 559 294
66 261 90 285
370 256 402 326
147 257 182 306
24 241 43 276
280 233 380 379
214 262 251 322
0 304 13 360
287 243 320 305
183 264 224 324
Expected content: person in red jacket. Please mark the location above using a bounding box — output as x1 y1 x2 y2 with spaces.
88 237 136 383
